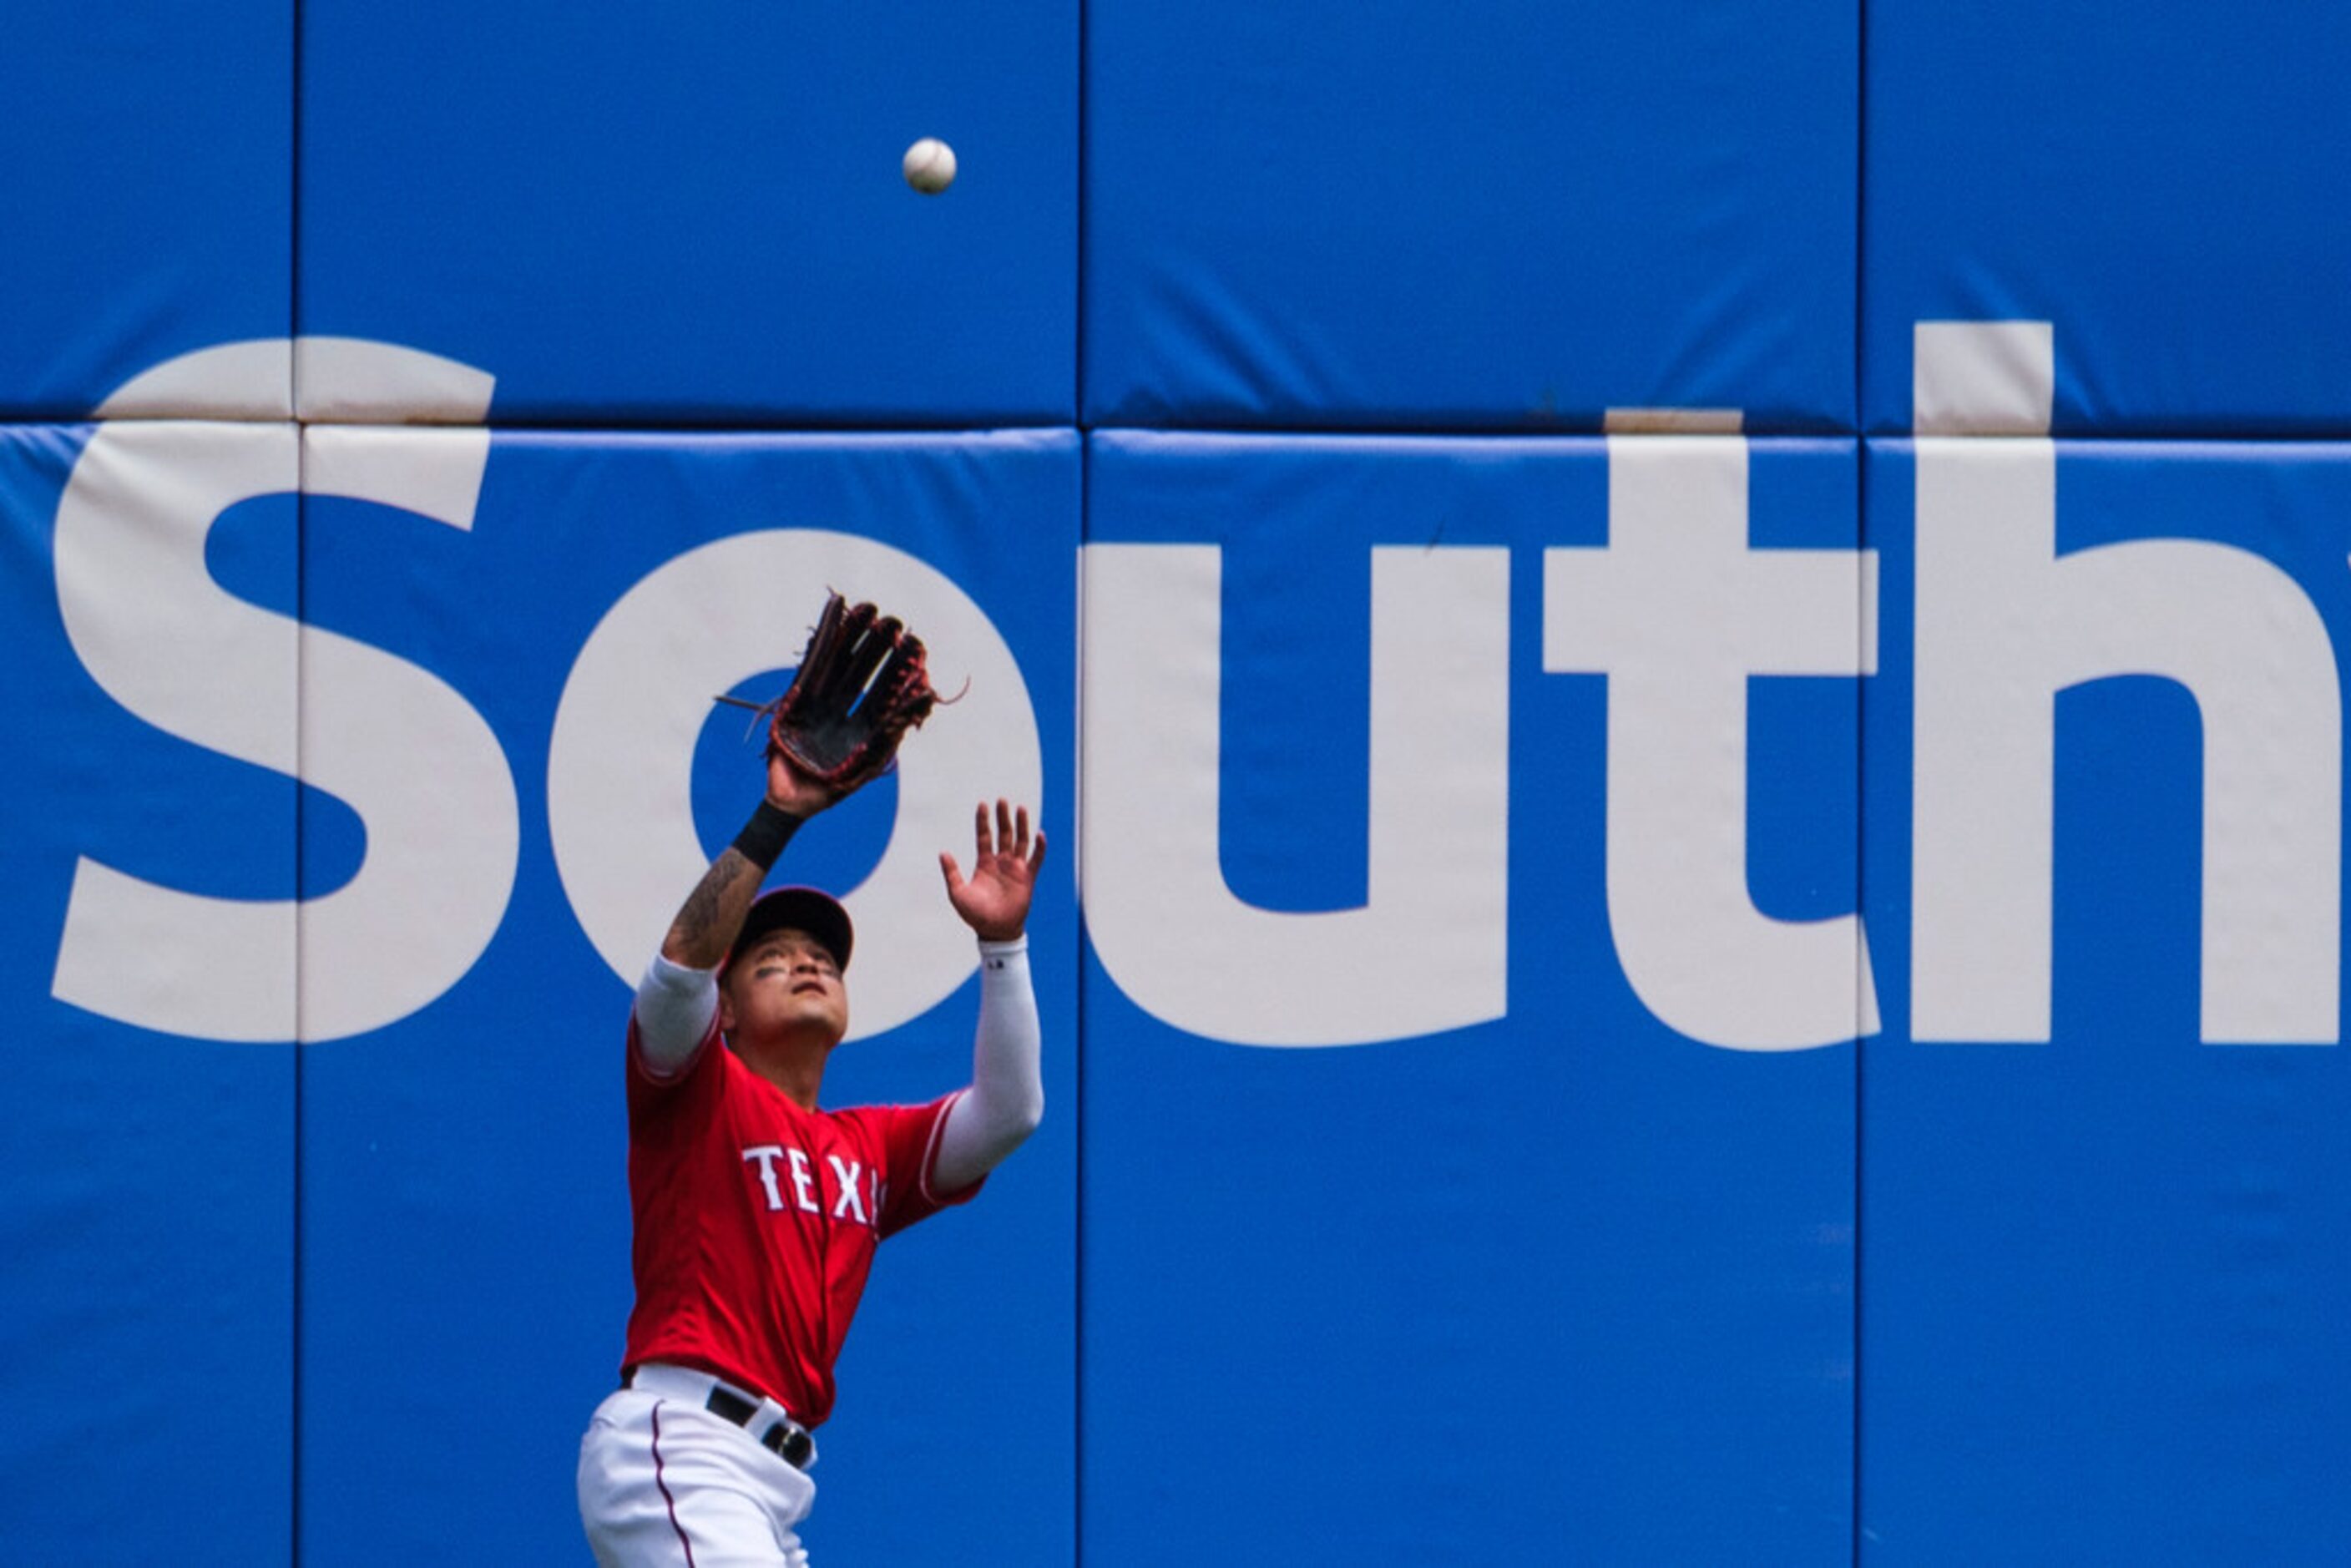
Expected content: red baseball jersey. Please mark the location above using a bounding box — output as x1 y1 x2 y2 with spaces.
619 1016 981 1425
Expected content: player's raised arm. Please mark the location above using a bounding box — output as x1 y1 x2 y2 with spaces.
635 593 943 1075
635 755 841 1074
933 799 1047 1192
660 755 836 970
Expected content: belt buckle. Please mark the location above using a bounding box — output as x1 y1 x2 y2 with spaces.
700 1380 814 1470
761 1418 815 1469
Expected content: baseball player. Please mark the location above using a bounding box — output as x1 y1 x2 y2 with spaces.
576 721 1044 1565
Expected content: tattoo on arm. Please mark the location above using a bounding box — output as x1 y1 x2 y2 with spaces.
665 847 765 969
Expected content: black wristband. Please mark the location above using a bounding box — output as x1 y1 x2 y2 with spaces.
731 800 802 871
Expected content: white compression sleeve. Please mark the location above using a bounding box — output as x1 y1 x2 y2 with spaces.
933 936 1044 1193
634 952 720 1077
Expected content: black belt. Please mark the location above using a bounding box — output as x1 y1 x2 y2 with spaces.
625 1367 817 1470
705 1384 817 1469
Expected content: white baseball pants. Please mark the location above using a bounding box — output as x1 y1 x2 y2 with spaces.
579 1371 817 1567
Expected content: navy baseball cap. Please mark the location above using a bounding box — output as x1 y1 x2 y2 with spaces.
725 887 854 975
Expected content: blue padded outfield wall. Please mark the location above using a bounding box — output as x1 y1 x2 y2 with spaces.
3 1 2349 1564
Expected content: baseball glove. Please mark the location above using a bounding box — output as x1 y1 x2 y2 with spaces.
764 592 942 791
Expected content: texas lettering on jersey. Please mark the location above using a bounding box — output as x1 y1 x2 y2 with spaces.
741 1143 886 1228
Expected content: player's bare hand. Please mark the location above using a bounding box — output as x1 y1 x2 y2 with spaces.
766 748 842 818
938 799 1044 941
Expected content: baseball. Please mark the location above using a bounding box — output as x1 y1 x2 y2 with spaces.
902 137 957 195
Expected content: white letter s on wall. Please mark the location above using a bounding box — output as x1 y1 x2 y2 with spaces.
50 341 518 1043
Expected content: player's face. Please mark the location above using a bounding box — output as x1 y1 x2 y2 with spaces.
720 928 850 1045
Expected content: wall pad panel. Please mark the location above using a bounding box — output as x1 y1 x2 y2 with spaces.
0 422 296 1563
1863 0 2351 435
1861 436 2351 1562
0 3 291 419
291 428 1079 1567
1079 431 1862 1562
1084 0 1857 432
297 2 1077 426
